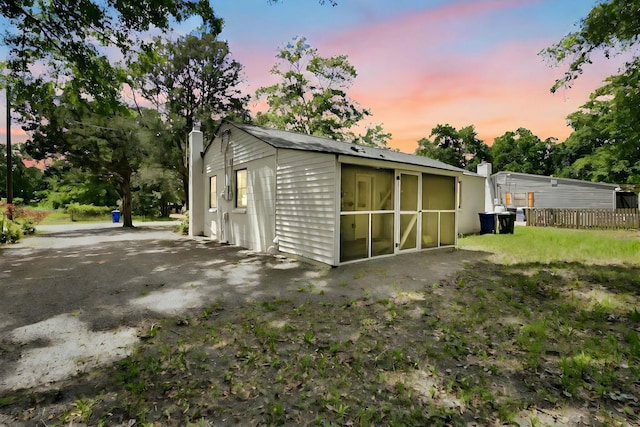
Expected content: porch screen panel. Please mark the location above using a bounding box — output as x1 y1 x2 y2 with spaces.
400 213 418 250
440 212 456 245
371 213 394 257
341 165 394 262
422 174 455 210
341 165 394 211
422 212 438 248
400 174 418 211
340 214 368 262
422 174 456 247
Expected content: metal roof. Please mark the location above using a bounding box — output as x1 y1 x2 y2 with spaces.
225 121 469 174
492 171 620 189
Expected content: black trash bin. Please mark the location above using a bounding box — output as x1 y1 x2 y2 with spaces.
478 213 496 234
497 212 515 234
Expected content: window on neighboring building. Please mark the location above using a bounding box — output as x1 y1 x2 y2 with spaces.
527 192 534 208
235 169 247 209
505 192 512 205
209 176 217 209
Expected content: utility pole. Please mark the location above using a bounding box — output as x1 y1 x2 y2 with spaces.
6 86 13 212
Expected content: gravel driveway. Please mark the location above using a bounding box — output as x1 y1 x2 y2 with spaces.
0 222 484 394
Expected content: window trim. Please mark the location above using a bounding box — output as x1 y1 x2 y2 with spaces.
209 175 217 211
235 168 248 210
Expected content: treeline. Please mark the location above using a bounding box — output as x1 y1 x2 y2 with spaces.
2 0 640 228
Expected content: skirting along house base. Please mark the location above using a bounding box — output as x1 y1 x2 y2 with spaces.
189 121 485 266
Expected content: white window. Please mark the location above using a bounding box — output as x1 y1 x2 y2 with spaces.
235 169 247 209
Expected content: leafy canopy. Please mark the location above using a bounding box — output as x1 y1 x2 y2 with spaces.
2 0 219 104
415 124 490 171
130 29 249 205
541 0 640 93
558 63 640 184
255 36 389 147
490 128 556 176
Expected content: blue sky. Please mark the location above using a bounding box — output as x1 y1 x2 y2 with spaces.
1 0 625 153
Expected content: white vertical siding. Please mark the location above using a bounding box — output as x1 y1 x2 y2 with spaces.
230 156 277 252
458 174 485 235
276 149 338 265
203 137 223 239
495 174 616 209
202 126 277 251
231 131 275 164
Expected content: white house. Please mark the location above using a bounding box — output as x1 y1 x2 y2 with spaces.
189 121 485 266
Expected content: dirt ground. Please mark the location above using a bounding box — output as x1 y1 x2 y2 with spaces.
0 224 485 396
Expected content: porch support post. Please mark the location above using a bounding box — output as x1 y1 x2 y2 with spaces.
188 127 204 236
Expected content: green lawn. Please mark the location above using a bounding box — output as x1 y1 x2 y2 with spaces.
460 226 640 265
2 227 639 426
39 209 177 225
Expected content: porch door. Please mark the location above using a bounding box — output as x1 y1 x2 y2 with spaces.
397 172 421 252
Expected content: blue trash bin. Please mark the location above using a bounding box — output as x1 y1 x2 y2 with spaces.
111 210 121 223
478 213 496 234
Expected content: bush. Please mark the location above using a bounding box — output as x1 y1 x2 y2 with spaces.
177 211 189 235
0 215 23 244
66 203 114 221
15 206 51 225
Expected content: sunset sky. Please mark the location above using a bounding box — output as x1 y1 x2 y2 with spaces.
0 0 626 154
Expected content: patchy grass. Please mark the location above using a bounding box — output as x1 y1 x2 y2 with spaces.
2 227 640 426
460 226 640 265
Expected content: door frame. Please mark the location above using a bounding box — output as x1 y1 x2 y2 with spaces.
395 170 422 254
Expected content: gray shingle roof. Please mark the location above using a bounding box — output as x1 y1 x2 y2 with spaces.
226 121 468 174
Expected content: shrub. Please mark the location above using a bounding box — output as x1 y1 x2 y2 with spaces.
15 206 51 225
0 215 23 244
66 203 113 221
177 211 189 235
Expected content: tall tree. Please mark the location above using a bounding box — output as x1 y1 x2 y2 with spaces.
0 149 45 204
131 29 249 207
2 0 219 106
23 90 157 226
557 64 640 184
541 0 640 93
542 0 640 185
255 36 379 143
415 124 490 171
490 128 556 176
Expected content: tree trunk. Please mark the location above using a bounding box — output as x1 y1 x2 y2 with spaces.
182 167 189 212
121 177 134 227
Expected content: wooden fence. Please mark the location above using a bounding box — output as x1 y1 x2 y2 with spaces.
526 208 640 229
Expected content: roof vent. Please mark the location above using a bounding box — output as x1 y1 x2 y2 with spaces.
350 146 366 153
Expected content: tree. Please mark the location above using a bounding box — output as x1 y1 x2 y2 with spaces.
415 124 490 170
541 0 640 93
542 0 640 185
22 91 157 226
131 29 249 207
353 123 392 148
0 150 45 204
556 64 640 184
490 128 556 176
255 36 382 144
2 0 219 106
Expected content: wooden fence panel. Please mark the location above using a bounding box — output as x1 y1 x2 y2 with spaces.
526 208 640 229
